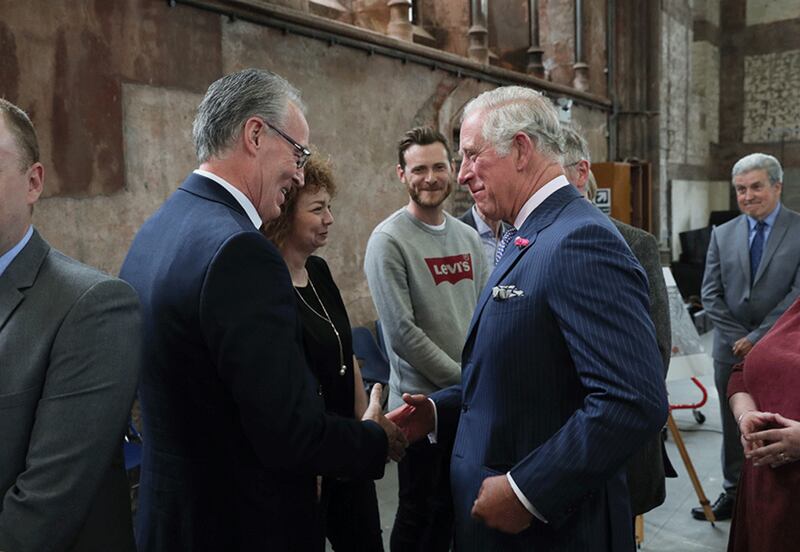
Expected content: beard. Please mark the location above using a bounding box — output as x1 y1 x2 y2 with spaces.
407 178 453 209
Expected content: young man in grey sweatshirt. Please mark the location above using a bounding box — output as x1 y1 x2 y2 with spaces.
365 127 488 551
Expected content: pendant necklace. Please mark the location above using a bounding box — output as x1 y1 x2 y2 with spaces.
294 276 347 376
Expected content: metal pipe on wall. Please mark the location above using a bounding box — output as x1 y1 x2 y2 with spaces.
607 0 617 160
468 0 489 64
574 0 583 65
572 0 589 91
526 0 544 77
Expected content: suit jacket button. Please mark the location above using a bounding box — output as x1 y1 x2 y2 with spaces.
462 403 469 412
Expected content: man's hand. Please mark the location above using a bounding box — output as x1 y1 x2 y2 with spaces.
471 474 533 534
386 393 435 443
362 384 408 462
732 337 754 358
745 412 800 468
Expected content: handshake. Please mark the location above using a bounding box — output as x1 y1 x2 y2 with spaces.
361 386 436 462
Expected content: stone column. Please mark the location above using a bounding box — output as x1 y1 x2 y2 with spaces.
526 0 544 77
572 0 589 91
468 0 489 64
387 0 413 42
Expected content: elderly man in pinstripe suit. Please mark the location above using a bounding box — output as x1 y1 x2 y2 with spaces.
389 86 668 551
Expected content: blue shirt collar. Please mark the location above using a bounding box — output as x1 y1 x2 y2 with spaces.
747 202 781 230
0 225 34 278
471 205 494 237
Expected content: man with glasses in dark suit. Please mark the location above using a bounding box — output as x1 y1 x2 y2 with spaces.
121 68 406 551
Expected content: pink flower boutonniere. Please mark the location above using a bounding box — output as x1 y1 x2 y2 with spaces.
514 236 529 249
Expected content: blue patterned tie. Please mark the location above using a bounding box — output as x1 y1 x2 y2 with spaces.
750 220 766 284
495 228 518 265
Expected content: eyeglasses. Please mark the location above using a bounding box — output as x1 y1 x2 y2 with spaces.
263 120 311 169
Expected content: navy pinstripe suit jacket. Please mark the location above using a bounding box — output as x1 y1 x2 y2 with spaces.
433 185 668 551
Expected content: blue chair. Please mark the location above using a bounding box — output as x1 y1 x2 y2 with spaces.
352 326 390 406
123 420 143 473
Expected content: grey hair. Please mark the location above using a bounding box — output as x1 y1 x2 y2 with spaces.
560 125 590 166
192 68 305 163
462 86 564 159
731 153 783 185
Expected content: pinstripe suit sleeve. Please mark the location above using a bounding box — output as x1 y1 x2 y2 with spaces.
431 384 462 444
509 223 669 525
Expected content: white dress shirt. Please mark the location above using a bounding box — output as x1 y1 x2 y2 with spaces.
194 169 262 230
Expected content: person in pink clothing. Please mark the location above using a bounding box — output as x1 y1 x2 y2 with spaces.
727 296 800 551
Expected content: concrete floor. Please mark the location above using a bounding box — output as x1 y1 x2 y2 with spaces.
359 372 733 551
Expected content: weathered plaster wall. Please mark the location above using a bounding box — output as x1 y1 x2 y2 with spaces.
716 0 800 187
488 0 531 71
0 0 221 197
418 0 470 57
746 0 800 26
539 0 575 86
661 5 692 169
4 0 610 327
742 49 800 144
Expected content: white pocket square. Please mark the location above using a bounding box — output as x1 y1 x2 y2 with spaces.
492 284 525 301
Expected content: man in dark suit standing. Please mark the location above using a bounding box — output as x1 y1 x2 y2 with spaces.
0 99 140 551
561 125 672 517
121 69 405 551
697 152 800 520
390 86 668 551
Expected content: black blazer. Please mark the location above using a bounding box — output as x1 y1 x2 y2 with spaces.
120 173 387 551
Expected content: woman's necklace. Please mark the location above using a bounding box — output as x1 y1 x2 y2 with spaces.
294 276 347 376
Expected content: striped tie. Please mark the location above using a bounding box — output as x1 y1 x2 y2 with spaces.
495 228 518 265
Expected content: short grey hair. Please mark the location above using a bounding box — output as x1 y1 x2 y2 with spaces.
560 125 590 166
192 68 305 163
462 86 563 159
731 153 783 185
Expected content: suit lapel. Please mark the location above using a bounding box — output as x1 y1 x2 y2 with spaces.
0 280 24 333
736 216 751 289
463 186 580 354
180 172 249 218
0 230 49 332
753 206 790 286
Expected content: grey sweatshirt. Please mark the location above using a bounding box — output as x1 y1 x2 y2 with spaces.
364 208 489 409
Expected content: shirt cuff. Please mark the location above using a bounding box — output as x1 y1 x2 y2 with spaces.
427 398 438 444
507 473 548 523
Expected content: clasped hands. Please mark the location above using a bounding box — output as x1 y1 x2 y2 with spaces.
386 393 534 534
738 410 800 468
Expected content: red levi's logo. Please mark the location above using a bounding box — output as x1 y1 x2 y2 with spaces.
425 254 474 285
